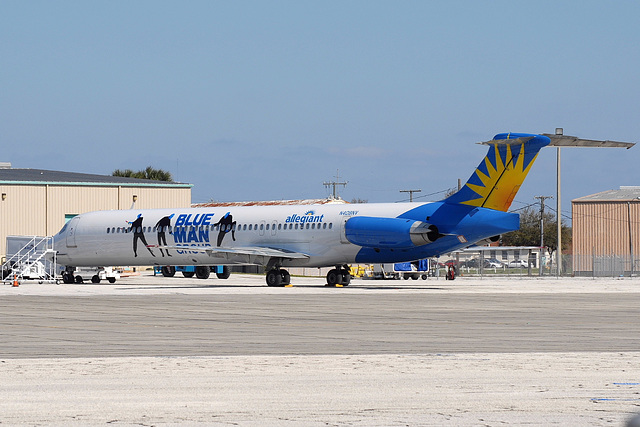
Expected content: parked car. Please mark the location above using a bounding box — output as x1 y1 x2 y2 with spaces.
485 258 503 268
507 259 529 268
461 259 480 268
462 258 503 268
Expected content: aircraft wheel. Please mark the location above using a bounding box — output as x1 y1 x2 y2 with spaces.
266 270 283 287
62 273 73 284
91 275 101 284
339 269 351 286
75 275 83 284
280 269 291 285
326 269 341 286
216 266 231 279
161 266 176 277
196 266 210 280
182 271 195 278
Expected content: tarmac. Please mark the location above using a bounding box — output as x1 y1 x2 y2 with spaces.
1 273 640 426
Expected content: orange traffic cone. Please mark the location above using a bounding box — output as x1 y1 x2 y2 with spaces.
12 274 19 287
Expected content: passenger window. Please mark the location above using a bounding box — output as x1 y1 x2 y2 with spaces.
295 224 299 230
266 224 270 230
311 223 315 229
329 223 333 229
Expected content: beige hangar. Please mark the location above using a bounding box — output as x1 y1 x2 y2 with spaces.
0 165 191 260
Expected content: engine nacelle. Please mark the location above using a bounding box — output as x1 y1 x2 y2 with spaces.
345 216 440 249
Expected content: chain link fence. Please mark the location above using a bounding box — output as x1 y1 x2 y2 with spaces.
573 254 638 277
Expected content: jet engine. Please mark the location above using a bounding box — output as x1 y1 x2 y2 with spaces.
344 216 440 249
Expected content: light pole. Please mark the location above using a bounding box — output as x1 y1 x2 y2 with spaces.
556 127 562 276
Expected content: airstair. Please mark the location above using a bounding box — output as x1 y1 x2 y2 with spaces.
1 236 58 285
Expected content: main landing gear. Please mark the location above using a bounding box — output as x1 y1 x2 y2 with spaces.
326 265 351 287
265 268 291 287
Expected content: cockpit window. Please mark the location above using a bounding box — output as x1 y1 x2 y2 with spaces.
58 223 69 234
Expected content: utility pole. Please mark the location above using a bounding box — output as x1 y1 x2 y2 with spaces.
400 189 421 202
628 201 634 277
535 195 553 276
323 170 348 200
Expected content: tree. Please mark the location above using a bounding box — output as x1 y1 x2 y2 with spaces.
113 166 173 182
501 207 572 254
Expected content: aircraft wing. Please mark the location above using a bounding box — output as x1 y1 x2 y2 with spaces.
148 244 310 261
203 246 310 259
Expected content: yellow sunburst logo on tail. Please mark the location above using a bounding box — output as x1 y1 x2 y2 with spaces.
445 133 550 212
463 143 539 211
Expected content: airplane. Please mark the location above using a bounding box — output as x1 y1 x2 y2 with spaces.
52 132 633 286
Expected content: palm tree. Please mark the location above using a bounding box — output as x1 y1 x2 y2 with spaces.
112 167 173 182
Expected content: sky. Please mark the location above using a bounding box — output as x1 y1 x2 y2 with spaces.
2 1 639 222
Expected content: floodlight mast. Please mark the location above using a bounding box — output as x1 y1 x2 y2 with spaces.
556 127 562 277
541 128 636 276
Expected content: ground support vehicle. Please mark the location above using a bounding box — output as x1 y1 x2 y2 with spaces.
394 259 430 280
61 266 120 284
2 236 58 284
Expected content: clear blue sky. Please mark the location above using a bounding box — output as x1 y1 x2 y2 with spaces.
2 1 639 220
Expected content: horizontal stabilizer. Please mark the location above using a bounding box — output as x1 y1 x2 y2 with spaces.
541 134 635 149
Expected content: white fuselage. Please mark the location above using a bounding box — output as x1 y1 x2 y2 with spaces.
54 203 422 268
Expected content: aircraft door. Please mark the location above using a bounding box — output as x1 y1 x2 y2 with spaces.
340 216 351 244
271 220 278 236
66 216 80 248
259 220 266 236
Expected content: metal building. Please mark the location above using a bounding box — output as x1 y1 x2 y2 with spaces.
0 165 192 260
572 186 640 276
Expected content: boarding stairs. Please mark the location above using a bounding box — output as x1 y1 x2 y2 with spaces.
1 236 58 285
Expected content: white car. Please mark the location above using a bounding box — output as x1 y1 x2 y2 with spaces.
507 259 529 268
485 258 503 268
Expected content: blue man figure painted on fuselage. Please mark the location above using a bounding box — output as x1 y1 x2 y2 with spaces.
129 214 155 258
214 212 236 247
155 214 174 257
